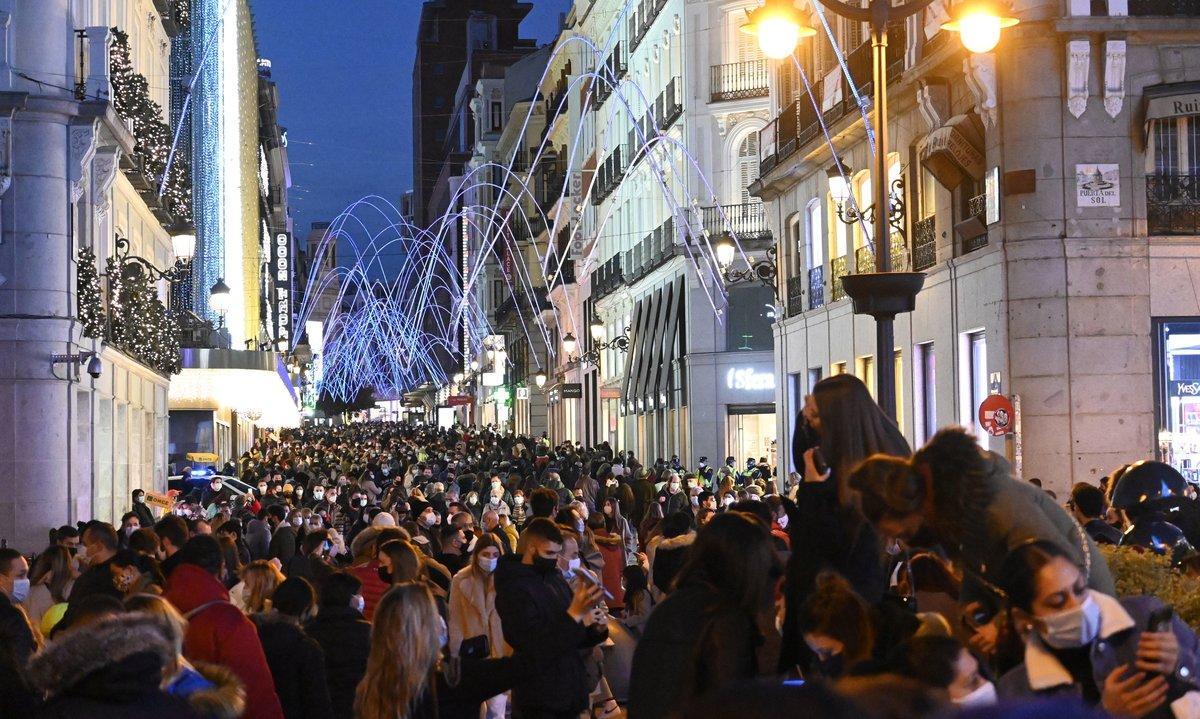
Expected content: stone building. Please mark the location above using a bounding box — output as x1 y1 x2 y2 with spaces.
758 0 1200 491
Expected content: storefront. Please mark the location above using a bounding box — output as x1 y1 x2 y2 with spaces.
1155 318 1200 482
716 362 778 467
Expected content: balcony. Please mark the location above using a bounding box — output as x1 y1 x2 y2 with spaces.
830 255 849 302
591 145 628 205
912 216 937 271
786 275 806 318
627 78 683 169
710 60 770 102
595 43 626 105
655 77 683 130
629 0 669 53
1147 173 1200 235
808 266 825 310
593 254 626 301
625 217 676 283
760 31 906 177
700 202 772 242
963 193 989 254
855 245 875 274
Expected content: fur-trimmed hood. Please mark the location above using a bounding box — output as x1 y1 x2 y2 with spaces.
656 531 696 552
27 613 175 695
186 660 246 719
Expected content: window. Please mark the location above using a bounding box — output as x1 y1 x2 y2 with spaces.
806 198 824 270
787 213 802 278
857 355 875 397
854 172 873 249
960 330 988 443
829 193 851 260
832 361 847 376
1150 117 1200 174
736 133 761 204
894 349 904 434
914 342 936 445
725 285 775 351
490 101 504 132
807 367 823 393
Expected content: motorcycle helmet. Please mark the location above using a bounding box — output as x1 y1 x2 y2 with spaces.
1110 460 1187 510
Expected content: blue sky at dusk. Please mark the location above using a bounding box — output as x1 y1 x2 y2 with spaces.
250 0 573 237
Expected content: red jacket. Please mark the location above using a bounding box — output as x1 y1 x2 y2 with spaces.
351 560 389 621
165 564 284 719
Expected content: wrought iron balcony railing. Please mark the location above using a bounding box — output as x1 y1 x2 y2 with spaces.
831 255 849 302
1147 173 1200 235
710 60 770 102
912 216 937 271
808 265 825 310
963 193 989 254
855 245 875 274
700 202 772 242
786 274 806 318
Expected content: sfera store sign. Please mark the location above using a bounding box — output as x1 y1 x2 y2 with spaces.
725 367 775 391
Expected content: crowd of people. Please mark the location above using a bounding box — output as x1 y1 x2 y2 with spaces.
1 373 1199 718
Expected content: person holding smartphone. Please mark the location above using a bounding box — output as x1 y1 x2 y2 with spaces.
995 540 1200 718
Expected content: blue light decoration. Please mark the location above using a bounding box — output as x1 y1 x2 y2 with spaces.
294 25 870 402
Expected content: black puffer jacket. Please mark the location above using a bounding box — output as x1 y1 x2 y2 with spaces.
26 613 203 719
494 555 606 715
304 606 370 719
252 613 334 719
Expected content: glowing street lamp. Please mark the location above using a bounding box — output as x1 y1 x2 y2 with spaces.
562 332 578 355
209 278 231 316
739 0 815 59
827 164 853 205
715 239 736 268
453 372 465 384
534 372 547 388
590 320 606 341
171 228 196 260
469 359 481 372
941 0 1019 54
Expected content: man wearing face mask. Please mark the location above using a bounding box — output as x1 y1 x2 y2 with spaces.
266 505 297 566
495 519 608 719
0 547 34 673
67 522 122 606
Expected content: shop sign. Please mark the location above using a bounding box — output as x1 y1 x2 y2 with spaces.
1170 380 1200 397
978 394 1016 436
1075 164 1119 207
447 395 474 406
143 491 172 511
516 387 530 400
1147 92 1200 122
725 367 775 391
273 233 291 345
561 383 583 399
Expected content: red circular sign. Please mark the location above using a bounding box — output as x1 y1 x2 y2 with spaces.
978 394 1015 436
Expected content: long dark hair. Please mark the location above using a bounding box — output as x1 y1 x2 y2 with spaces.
997 540 1071 612
672 512 779 615
796 572 874 666
849 426 995 544
799 374 910 506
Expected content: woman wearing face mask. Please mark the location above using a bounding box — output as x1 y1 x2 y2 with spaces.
509 491 527 527
448 535 511 719
251 577 334 719
795 572 879 680
131 488 155 529
24 546 76 629
891 635 998 709
118 512 141 548
602 497 639 560
357 582 526 719
994 540 1199 717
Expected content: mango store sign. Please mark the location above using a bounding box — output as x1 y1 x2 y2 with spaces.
726 367 775 392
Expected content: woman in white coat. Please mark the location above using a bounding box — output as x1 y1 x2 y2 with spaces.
448 533 511 719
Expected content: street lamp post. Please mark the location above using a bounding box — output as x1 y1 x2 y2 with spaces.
743 0 1016 420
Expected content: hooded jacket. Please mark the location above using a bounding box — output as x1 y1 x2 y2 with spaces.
494 555 606 715
164 563 284 719
251 612 334 719
168 660 247 719
26 613 202 719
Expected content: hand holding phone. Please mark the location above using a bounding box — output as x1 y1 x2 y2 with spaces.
1137 606 1180 675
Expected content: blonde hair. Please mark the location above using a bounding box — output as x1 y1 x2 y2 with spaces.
240 560 285 613
124 593 188 657
355 583 441 719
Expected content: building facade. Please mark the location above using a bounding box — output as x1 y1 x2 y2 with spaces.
759 0 1200 492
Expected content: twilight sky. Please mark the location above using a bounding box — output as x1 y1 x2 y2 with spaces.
251 0 572 238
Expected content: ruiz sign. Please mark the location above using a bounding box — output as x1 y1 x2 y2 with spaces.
725 367 775 391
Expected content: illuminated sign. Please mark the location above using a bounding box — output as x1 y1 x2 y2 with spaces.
274 232 291 345
725 367 775 391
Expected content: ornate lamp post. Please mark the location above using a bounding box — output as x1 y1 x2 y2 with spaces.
742 0 1017 419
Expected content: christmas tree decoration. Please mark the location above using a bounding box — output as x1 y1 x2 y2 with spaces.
76 248 105 339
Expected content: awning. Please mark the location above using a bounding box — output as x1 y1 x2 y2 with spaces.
654 277 683 409
1140 82 1200 150
921 113 985 190
620 299 644 412
169 349 300 428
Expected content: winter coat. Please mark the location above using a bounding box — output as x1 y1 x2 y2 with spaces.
132 497 155 528
164 563 285 719
998 594 1200 718
350 560 389 621
627 583 761 719
959 453 1115 605
494 555 607 715
252 613 334 719
594 529 627 609
245 519 272 561
268 523 297 565
167 661 248 719
26 613 203 719
448 564 510 659
0 592 37 713
304 606 370 719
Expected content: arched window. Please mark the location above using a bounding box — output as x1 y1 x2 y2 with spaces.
805 198 824 269
787 212 803 277
735 132 761 204
854 171 873 249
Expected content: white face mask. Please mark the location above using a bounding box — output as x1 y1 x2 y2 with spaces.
1039 592 1103 649
291 516 303 527
313 491 324 501
352 594 365 613
563 557 581 577
953 680 998 708
514 496 524 506
777 514 789 529
478 556 498 573
10 578 29 603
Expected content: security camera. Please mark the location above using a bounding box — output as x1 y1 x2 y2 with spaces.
85 354 102 379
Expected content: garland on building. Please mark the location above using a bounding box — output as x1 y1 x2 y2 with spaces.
103 256 182 376
76 248 106 338
172 0 190 29
109 28 192 224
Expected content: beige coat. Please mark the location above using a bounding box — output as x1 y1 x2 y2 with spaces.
448 564 510 659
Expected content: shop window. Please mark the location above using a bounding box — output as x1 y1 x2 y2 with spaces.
1154 319 1200 481
1147 116 1200 234
727 404 777 468
725 285 775 351
959 330 988 445
914 341 937 445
